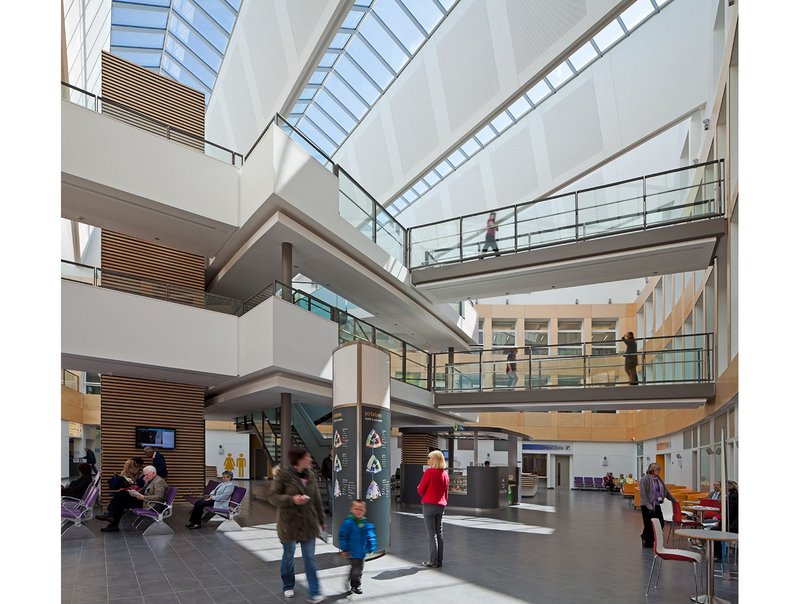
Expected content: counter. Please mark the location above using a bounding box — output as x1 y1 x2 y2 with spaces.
401 464 509 510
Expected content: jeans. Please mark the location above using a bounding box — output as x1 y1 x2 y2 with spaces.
281 539 320 596
422 503 445 565
507 371 518 388
348 557 364 589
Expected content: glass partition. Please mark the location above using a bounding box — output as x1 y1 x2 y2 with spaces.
408 160 724 268
432 333 714 393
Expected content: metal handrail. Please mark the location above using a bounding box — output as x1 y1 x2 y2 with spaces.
61 82 243 165
409 159 724 268
433 333 714 392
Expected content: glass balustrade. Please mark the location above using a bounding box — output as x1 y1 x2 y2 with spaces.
409 160 724 268
433 333 713 393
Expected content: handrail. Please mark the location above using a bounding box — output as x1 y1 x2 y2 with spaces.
61 82 243 166
409 159 725 268
433 333 714 393
61 259 247 315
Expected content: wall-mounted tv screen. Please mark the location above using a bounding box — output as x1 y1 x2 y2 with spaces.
135 427 176 450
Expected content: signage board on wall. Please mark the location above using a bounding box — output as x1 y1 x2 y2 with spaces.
656 441 671 451
68 422 83 438
523 443 571 452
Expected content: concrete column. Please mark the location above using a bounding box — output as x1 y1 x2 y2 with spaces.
447 437 455 471
281 242 292 301
473 431 479 466
280 392 292 467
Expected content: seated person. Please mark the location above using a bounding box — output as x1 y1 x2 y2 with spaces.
62 463 93 499
713 481 738 560
108 459 142 491
98 465 167 532
625 473 636 484
602 472 616 492
186 470 235 529
708 480 722 500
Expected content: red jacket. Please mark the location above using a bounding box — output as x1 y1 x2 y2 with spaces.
417 468 449 505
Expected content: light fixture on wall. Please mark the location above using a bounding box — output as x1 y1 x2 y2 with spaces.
218 445 224 455
676 453 683 468
703 118 710 131
705 446 721 456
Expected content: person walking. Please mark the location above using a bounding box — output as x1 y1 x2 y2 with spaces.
621 332 640 385
481 212 500 257
505 349 518 388
85 447 98 475
639 463 677 548
268 448 326 603
338 499 377 595
417 449 449 568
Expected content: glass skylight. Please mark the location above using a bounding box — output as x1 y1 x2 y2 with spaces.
389 0 669 218
288 0 460 159
110 0 241 104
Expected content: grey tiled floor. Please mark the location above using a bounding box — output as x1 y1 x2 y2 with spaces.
62 483 738 603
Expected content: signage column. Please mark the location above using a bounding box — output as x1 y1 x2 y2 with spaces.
332 341 391 554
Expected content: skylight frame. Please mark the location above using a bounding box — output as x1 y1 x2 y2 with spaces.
286 0 460 171
109 0 241 105
388 0 668 218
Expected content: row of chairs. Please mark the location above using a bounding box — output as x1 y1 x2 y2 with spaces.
61 477 246 539
573 476 606 490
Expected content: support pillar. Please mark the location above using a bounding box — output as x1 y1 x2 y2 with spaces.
332 340 391 554
508 436 520 505
447 437 455 471
473 431 479 467
280 392 292 468
281 242 292 301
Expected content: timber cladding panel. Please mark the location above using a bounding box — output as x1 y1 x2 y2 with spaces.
100 375 205 507
401 433 439 464
100 50 204 149
101 230 205 306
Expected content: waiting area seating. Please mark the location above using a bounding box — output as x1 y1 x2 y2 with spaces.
185 480 219 505
129 486 178 536
61 484 100 540
201 486 247 532
573 476 606 490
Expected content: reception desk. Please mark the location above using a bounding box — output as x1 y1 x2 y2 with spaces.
401 464 509 510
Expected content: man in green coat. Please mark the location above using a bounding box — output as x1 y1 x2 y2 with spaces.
268 448 326 602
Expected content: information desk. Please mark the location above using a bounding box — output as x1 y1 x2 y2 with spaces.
400 464 508 510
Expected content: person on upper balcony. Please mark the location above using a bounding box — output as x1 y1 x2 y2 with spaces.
622 332 640 385
481 212 500 258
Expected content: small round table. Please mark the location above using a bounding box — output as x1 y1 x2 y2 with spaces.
684 505 720 523
674 528 738 604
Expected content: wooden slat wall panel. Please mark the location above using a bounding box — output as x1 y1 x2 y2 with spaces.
401 434 439 464
100 51 204 150
100 375 205 507
101 230 205 306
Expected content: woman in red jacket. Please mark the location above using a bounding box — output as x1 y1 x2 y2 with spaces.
417 449 449 568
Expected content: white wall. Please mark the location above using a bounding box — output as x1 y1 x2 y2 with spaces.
205 429 251 478
207 0 344 152
571 441 637 479
62 102 240 227
62 280 239 377
239 297 339 379
63 0 111 95
401 0 717 226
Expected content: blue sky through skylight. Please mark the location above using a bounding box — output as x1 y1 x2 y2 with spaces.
110 0 241 104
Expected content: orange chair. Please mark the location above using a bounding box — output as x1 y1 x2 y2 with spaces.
646 518 702 598
668 500 702 545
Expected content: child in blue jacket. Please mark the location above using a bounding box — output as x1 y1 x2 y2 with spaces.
338 499 377 594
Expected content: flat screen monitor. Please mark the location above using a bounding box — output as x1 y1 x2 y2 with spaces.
135 426 176 450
